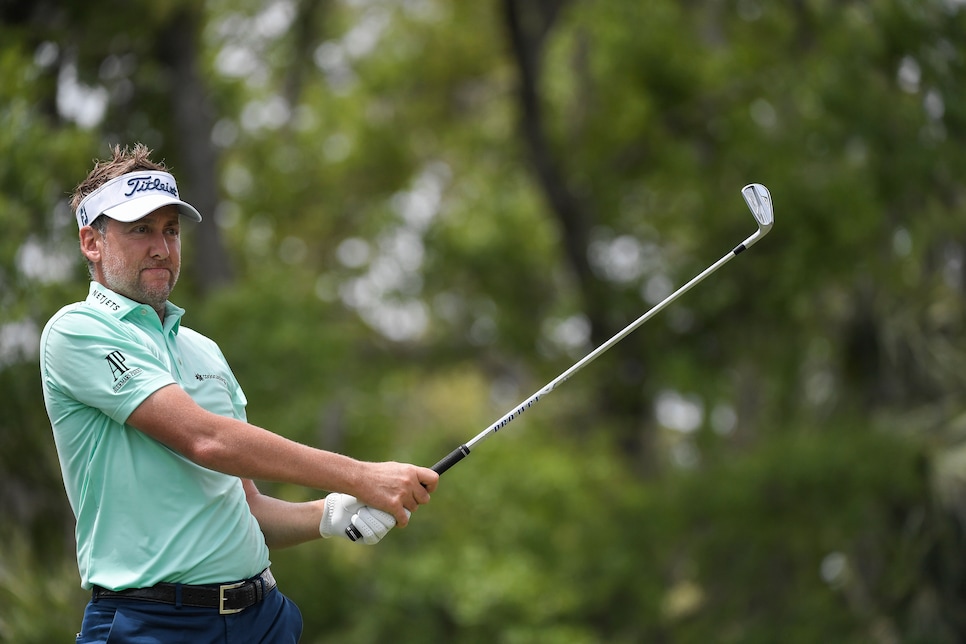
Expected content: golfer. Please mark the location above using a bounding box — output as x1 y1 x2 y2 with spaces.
40 143 439 642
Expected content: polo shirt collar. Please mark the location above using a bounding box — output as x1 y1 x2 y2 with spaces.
86 282 186 333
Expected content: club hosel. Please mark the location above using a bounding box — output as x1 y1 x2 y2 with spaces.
734 230 763 254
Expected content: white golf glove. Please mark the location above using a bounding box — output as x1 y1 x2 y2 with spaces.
320 493 397 545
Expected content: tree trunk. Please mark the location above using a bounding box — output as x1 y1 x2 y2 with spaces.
502 0 657 474
157 7 234 292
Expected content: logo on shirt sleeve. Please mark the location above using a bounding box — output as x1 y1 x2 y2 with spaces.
107 350 143 393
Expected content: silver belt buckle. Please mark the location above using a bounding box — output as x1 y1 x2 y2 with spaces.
218 581 247 615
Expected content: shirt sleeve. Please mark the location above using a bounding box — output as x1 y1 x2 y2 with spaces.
42 308 177 425
212 339 248 422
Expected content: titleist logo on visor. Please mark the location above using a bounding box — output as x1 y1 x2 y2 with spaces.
122 175 179 198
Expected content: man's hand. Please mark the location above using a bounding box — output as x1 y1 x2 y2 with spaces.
320 493 397 545
354 462 439 527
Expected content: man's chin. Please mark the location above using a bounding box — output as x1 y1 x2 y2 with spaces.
146 288 173 305
101 275 174 309
137 282 175 309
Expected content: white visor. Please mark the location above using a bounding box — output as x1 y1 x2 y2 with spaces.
75 170 202 228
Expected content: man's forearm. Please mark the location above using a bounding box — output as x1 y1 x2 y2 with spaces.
243 479 326 549
128 384 368 491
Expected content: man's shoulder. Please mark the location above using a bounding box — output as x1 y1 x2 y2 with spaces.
41 300 150 364
176 324 228 358
42 301 91 336
43 300 120 336
40 302 129 379
177 324 216 345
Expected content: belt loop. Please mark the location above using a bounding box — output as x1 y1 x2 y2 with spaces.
175 583 183 609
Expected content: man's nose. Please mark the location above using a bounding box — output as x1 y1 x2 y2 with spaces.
149 231 170 258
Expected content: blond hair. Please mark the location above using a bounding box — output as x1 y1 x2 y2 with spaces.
70 143 168 214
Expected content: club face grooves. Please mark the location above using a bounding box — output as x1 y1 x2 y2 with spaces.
742 183 774 230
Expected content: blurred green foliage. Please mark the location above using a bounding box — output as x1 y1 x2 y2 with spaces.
2 0 966 641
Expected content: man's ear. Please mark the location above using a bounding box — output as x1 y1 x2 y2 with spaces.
79 226 102 263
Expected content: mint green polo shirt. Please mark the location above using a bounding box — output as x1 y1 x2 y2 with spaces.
40 282 270 590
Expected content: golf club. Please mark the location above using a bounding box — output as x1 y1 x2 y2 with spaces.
346 183 774 541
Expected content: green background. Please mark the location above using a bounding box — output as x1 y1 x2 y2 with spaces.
2 1 966 641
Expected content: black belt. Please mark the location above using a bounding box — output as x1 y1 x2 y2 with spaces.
92 568 276 615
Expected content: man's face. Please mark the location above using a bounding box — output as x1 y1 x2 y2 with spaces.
87 206 182 312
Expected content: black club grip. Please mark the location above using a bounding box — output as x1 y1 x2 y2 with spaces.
431 444 470 475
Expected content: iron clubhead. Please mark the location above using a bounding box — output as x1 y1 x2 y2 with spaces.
741 183 774 232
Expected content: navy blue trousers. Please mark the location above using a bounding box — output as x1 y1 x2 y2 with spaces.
76 586 303 643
